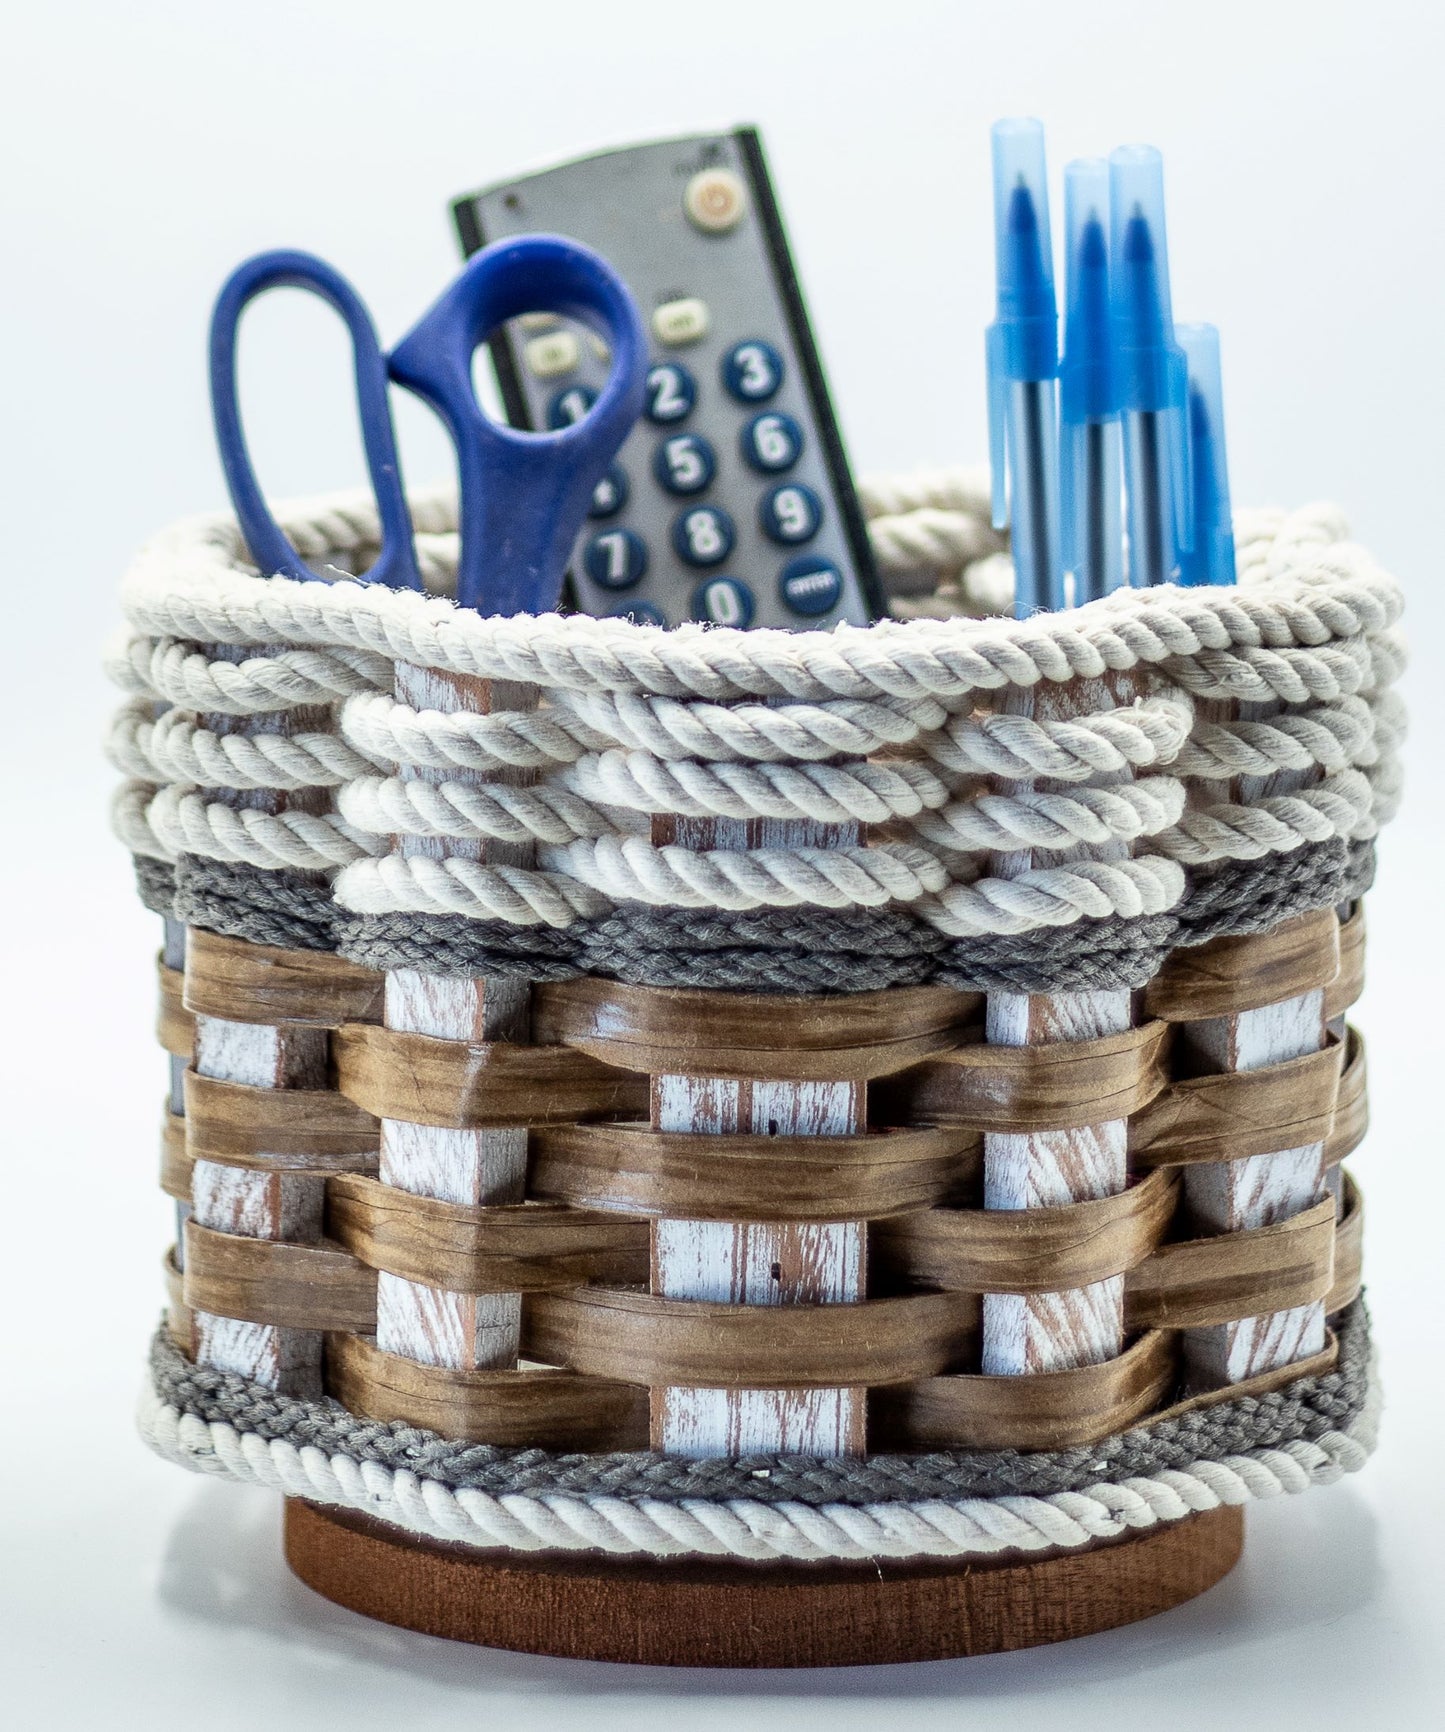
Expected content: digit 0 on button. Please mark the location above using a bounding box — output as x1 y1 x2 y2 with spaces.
583 528 648 591
691 577 755 628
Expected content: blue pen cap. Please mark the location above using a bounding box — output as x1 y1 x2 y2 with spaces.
1060 159 1115 426
987 118 1059 528
1177 323 1236 586
1108 145 1185 413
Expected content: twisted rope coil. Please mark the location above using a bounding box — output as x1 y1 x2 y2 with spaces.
108 479 1405 935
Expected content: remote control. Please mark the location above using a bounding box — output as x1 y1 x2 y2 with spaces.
452 129 883 630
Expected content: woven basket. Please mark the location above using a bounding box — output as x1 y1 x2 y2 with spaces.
109 475 1401 1665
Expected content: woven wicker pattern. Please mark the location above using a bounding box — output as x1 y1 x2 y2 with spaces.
116 473 1398 1554
154 908 1367 1454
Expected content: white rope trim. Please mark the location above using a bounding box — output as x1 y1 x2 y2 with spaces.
136 1362 1379 1563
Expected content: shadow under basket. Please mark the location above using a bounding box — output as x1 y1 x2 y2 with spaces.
120 482 1396 1664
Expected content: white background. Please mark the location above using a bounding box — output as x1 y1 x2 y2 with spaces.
3 0 1443 1723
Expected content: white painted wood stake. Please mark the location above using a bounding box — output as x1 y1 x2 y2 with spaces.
188 655 331 1395
650 816 866 1457
374 665 534 1373
982 677 1134 1375
1179 698 1327 1388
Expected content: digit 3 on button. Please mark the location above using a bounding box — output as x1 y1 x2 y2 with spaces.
672 505 734 567
583 528 648 591
760 482 822 544
722 339 784 403
691 577 755 628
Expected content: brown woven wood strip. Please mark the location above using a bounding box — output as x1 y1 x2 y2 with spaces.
1143 1331 1338 1425
1128 1038 1344 1168
528 1122 980 1221
182 1221 377 1333
326 1173 649 1293
156 958 194 1060
1326 905 1366 1023
326 1331 649 1449
871 1169 1180 1294
532 976 979 1081
163 1249 191 1350
160 1108 189 1201
1326 1029 1368 1167
522 1287 981 1389
332 1022 647 1128
876 1020 1170 1131
1144 908 1341 1021
183 1071 380 1169
1326 1175 1364 1314
183 927 385 1028
870 1329 1178 1451
1124 1196 1338 1329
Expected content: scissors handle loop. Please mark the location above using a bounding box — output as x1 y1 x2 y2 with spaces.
390 233 647 614
209 250 423 589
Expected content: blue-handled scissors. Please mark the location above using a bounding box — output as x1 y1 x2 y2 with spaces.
208 234 647 615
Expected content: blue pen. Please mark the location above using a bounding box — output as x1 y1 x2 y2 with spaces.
1108 145 1189 588
987 118 1065 616
1176 323 1236 586
1060 158 1122 603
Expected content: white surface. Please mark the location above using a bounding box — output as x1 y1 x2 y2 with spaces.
3 0 1443 1722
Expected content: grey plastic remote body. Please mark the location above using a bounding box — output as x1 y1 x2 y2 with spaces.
452 129 882 630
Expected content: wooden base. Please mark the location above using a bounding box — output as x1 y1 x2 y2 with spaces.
284 1498 1243 1667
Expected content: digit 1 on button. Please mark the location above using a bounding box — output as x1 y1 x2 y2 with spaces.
547 384 597 428
583 528 648 591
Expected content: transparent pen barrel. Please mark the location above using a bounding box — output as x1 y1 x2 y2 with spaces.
1065 416 1123 603
1122 407 1180 588
1006 378 1063 614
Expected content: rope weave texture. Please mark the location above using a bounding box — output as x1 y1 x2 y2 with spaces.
140 1309 1378 1563
107 476 1404 951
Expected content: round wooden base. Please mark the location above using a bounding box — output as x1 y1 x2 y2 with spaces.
284 1498 1243 1667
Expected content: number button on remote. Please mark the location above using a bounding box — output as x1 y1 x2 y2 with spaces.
547 384 597 428
653 433 716 496
645 362 696 424
673 505 735 567
588 464 629 519
584 528 648 591
722 340 784 403
761 482 823 545
779 556 843 617
741 411 803 473
691 577 755 627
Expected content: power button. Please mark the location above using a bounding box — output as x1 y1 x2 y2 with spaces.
684 167 749 234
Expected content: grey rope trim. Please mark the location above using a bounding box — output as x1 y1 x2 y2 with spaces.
138 835 1376 994
172 855 336 953
1176 838 1374 947
133 854 176 918
147 1298 1370 1508
936 913 1177 992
